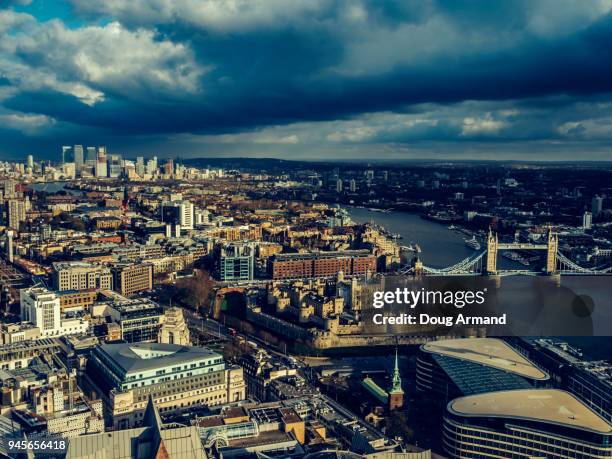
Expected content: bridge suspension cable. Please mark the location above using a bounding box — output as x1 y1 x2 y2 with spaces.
556 251 612 274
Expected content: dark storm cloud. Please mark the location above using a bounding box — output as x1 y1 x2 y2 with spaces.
2 0 612 159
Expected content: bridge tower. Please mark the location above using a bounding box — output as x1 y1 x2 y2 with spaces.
412 256 423 276
485 228 498 274
545 229 558 274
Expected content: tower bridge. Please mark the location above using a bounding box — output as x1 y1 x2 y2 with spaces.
403 229 612 277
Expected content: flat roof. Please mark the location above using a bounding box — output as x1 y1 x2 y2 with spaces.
422 338 548 381
449 389 612 434
97 342 221 374
274 250 372 261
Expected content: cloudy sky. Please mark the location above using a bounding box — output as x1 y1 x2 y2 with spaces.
2 0 612 161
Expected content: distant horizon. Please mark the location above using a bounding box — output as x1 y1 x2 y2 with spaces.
6 153 612 167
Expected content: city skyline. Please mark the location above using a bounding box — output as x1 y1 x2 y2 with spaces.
1 1 612 161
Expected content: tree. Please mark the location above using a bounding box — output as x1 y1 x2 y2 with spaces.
175 269 215 311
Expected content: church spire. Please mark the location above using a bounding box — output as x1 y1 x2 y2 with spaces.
390 348 403 394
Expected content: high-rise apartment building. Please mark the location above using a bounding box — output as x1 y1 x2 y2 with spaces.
3 179 17 198
6 198 26 230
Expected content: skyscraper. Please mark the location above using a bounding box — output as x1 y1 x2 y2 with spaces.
135 156 145 177
3 179 17 198
74 145 84 171
86 146 97 165
6 198 26 230
164 159 174 176
146 156 158 175
61 146 71 164
592 195 604 217
583 211 593 230
108 154 122 178
26 154 34 170
96 147 108 177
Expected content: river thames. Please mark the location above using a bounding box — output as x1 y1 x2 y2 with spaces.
347 206 525 270
348 206 612 359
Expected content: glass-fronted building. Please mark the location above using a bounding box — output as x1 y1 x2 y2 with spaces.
444 389 612 459
416 338 549 402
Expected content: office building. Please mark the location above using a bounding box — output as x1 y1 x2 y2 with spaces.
52 262 113 291
164 159 174 176
112 263 153 296
107 153 122 178
0 322 41 344
238 351 298 401
135 156 145 176
512 338 612 423
57 289 97 313
416 338 549 403
73 144 84 171
86 342 246 429
592 195 604 217
85 146 97 166
61 145 71 163
106 299 164 343
146 156 158 175
26 154 34 170
0 338 62 371
270 250 377 280
444 389 612 459
219 243 254 281
95 158 108 178
20 286 89 338
161 200 194 230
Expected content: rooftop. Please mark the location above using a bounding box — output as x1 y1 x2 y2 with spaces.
97 342 221 374
422 338 548 381
449 389 612 434
274 250 372 261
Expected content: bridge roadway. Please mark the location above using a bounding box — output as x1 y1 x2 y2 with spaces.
496 243 548 250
